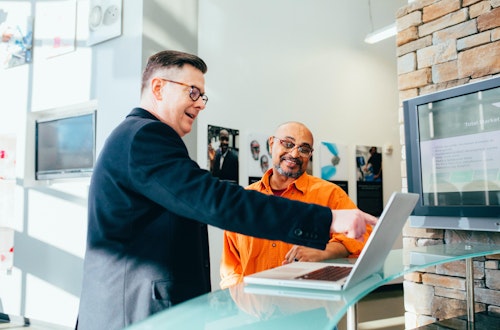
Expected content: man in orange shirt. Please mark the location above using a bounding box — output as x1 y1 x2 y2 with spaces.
220 121 373 288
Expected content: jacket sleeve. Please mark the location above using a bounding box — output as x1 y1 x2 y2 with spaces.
128 121 332 250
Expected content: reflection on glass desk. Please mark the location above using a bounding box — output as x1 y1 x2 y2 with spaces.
0 312 71 330
126 243 500 330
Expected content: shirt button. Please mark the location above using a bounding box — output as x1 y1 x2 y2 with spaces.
272 243 276 247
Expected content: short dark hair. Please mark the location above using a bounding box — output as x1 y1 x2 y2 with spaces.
141 50 208 92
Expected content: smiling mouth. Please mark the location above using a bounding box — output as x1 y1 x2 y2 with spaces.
186 112 195 119
282 156 302 167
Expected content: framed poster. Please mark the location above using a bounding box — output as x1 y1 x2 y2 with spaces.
356 145 383 216
0 7 33 68
320 142 348 181
208 125 239 185
355 145 382 182
0 133 16 229
248 133 271 184
36 0 76 58
320 141 349 194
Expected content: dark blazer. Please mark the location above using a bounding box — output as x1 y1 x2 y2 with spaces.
211 148 239 183
77 108 332 330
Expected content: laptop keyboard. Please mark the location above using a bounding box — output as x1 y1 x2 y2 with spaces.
295 266 352 281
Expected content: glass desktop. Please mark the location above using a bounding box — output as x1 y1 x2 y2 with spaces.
126 243 500 330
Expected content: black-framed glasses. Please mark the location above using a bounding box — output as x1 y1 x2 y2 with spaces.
273 136 313 156
159 78 208 105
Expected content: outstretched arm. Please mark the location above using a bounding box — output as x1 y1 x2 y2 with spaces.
330 209 377 240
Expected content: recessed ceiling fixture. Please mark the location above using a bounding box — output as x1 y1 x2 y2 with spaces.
364 22 397 44
364 0 397 44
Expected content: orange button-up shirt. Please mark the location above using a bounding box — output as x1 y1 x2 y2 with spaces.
220 169 373 289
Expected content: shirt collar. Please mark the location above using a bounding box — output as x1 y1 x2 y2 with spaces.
259 168 309 194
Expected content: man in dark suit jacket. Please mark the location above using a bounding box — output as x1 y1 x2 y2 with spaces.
76 50 377 330
209 129 239 183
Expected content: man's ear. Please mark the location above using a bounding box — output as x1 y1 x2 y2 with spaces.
151 78 164 100
268 136 274 152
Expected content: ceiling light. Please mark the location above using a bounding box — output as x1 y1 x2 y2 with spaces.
364 22 397 44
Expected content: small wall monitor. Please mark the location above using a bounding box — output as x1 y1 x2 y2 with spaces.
25 100 97 186
403 76 500 232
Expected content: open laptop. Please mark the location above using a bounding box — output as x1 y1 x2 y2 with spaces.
243 272 384 301
244 192 419 291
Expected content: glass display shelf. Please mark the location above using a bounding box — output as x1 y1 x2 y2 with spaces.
126 243 500 330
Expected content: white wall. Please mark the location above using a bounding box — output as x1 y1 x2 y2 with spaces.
0 0 407 326
141 0 200 156
0 0 143 326
197 0 407 290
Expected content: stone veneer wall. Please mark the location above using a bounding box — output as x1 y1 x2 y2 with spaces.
395 0 500 328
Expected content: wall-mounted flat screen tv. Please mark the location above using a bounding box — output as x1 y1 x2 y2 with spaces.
33 107 96 181
403 76 500 232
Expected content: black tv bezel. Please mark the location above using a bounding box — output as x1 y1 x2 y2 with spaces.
35 110 97 181
403 76 500 222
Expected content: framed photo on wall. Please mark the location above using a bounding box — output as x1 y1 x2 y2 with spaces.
356 145 383 216
248 132 271 183
36 0 76 58
0 6 33 68
320 141 348 181
208 125 239 185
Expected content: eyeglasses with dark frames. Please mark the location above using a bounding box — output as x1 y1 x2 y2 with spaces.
159 78 208 105
273 136 313 156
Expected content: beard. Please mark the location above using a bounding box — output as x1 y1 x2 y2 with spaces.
274 156 304 179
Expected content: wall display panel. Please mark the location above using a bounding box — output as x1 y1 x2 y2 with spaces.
25 100 97 187
403 76 500 231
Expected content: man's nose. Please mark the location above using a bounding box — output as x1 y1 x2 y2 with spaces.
289 146 301 157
